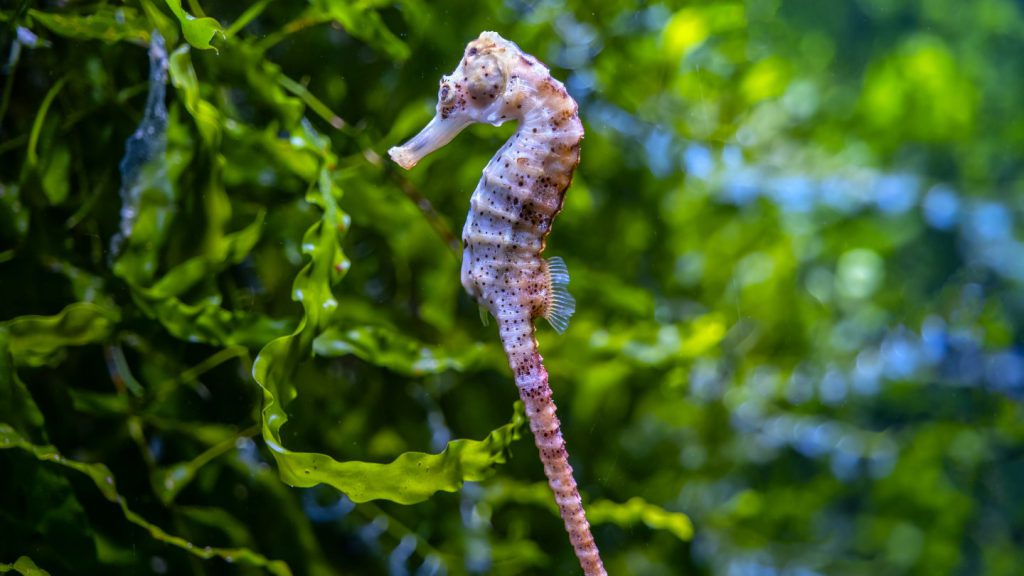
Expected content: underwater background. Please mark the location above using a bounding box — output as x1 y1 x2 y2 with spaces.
1 0 1023 574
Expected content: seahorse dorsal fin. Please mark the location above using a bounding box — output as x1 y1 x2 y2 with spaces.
543 256 576 334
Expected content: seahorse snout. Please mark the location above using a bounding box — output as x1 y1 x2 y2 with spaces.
388 114 471 170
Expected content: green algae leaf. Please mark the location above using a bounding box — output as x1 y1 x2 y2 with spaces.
0 424 293 575
137 1 178 46
147 298 291 347
224 122 321 183
0 445 97 571
303 2 410 61
168 44 221 146
252 154 526 503
127 240 293 347
126 209 293 347
114 36 285 347
485 481 694 542
23 81 70 206
587 497 694 542
259 382 525 504
0 556 50 575
222 41 305 128
314 325 490 376
0 332 46 439
29 8 150 45
26 78 65 170
0 303 119 367
40 145 70 205
163 0 223 52
178 506 257 548
152 209 266 297
0 183 28 253
0 337 95 569
153 427 255 504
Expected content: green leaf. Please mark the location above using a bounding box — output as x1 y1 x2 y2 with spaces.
0 438 97 571
163 0 223 52
113 37 282 347
223 42 305 128
126 209 294 347
317 405 523 503
587 497 694 542
0 303 119 367
0 556 50 575
147 298 292 347
0 183 28 251
0 424 293 575
0 332 46 440
153 427 255 504
251 131 526 503
178 506 257 547
314 325 490 376
223 122 321 184
28 8 150 45
138 1 179 46
255 2 411 59
485 481 694 542
152 208 266 297
39 144 70 205
168 44 221 146
26 77 66 169
303 2 410 61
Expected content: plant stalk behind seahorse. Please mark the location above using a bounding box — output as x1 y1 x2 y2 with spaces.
389 31 606 575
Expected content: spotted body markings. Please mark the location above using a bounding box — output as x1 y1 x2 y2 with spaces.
389 31 605 576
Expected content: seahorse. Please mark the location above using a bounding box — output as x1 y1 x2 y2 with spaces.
389 31 606 576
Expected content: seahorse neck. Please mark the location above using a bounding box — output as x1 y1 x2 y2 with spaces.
517 97 582 144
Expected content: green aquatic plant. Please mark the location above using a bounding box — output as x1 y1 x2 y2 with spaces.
3 1 1023 575
0 2 692 574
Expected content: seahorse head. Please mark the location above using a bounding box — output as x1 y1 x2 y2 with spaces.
389 31 534 170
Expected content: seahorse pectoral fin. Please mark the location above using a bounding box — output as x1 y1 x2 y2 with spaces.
388 114 471 170
478 304 491 327
546 256 571 286
543 256 576 334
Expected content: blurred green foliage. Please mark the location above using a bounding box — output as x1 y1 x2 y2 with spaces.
1 0 1023 575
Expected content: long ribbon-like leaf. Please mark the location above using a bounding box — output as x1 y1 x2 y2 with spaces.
252 132 525 504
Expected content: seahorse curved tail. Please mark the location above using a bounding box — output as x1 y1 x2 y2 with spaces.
498 316 607 576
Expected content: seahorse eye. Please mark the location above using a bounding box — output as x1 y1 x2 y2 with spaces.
438 76 455 106
464 53 505 105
